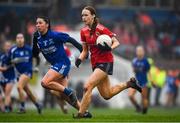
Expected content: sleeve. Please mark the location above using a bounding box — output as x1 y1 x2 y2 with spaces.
66 37 82 52
56 32 70 43
80 30 86 43
32 31 40 58
32 32 40 66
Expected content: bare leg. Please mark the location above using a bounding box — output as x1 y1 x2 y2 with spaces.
41 69 66 92
97 76 129 100
4 83 14 112
141 87 148 114
17 74 28 104
50 77 80 110
24 84 37 104
128 88 141 110
0 91 4 112
57 96 68 114
79 69 107 115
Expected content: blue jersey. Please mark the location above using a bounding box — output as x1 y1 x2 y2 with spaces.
132 57 150 87
8 45 32 76
0 53 16 84
166 76 177 93
36 30 70 65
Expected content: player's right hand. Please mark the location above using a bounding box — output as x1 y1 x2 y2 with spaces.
75 58 82 68
97 42 112 51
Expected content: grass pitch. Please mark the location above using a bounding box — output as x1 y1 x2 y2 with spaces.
0 107 180 122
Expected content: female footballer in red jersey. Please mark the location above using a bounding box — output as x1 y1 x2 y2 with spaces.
74 6 142 118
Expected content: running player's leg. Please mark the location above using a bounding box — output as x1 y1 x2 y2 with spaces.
50 78 68 114
50 77 80 110
128 88 141 112
141 87 148 114
23 83 42 114
4 83 14 112
41 69 79 107
57 96 68 114
41 69 66 92
0 87 4 112
17 74 28 112
97 76 129 100
79 68 106 115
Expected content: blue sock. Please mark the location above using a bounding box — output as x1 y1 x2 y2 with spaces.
34 102 40 108
5 105 10 111
63 88 72 96
20 102 25 109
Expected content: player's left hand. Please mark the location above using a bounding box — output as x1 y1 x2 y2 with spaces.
98 42 112 51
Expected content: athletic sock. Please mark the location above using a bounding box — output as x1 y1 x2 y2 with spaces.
142 107 148 114
5 105 10 112
20 102 25 109
63 88 73 96
34 102 40 108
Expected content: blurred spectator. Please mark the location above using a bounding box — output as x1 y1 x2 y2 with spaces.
165 70 177 107
159 32 172 58
154 67 166 106
135 11 154 42
147 58 157 105
75 80 84 100
146 35 159 57
43 89 56 109
173 69 180 106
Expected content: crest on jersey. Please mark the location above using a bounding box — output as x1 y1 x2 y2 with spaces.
95 32 100 36
20 51 24 56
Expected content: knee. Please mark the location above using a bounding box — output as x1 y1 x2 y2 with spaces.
103 96 111 100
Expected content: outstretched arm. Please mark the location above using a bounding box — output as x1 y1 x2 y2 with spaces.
67 37 82 53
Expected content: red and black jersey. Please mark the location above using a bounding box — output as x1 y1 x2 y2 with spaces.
80 24 115 68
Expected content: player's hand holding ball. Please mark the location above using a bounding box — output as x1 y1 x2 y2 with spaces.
97 34 112 51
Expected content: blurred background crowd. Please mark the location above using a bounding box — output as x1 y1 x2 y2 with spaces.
0 0 180 110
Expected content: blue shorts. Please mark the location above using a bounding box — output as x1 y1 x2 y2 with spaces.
50 62 70 77
0 78 16 86
166 86 177 94
17 69 32 78
137 81 147 88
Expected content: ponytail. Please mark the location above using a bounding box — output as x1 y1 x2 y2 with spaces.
90 17 98 36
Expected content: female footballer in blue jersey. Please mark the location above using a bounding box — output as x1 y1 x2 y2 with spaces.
129 46 150 114
0 42 16 113
8 33 42 114
33 16 91 118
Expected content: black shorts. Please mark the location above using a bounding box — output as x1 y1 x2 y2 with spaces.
93 62 113 75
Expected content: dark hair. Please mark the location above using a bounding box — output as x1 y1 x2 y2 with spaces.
84 6 99 36
36 16 51 29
